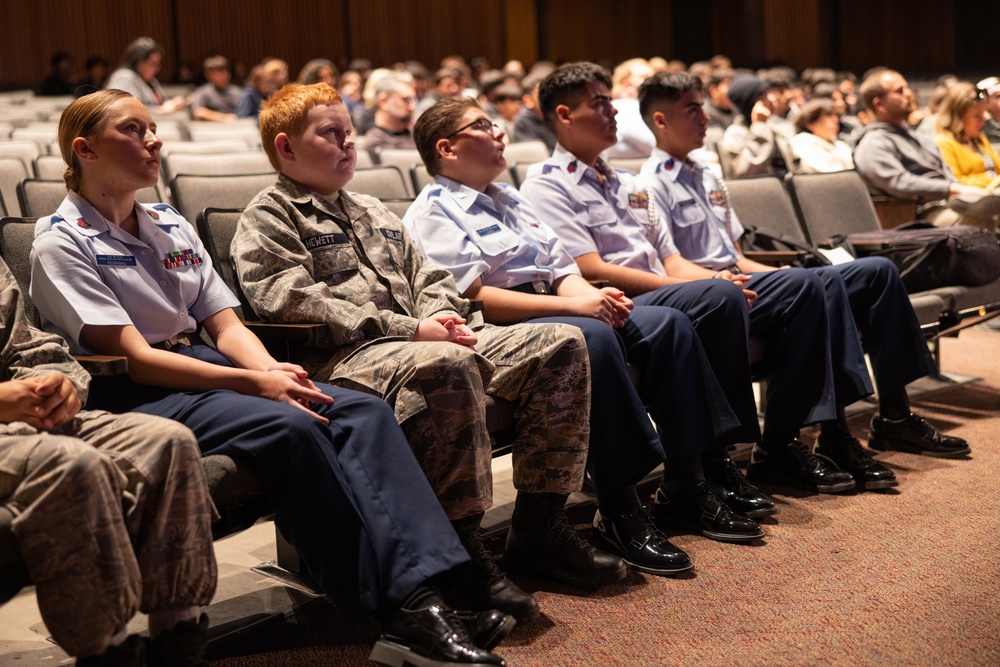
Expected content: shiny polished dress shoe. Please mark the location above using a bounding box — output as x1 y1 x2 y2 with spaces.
868 412 971 459
504 510 627 590
76 634 145 667
703 452 777 518
816 434 898 490
593 506 693 575
372 601 506 667
453 610 517 651
746 441 856 493
653 482 763 542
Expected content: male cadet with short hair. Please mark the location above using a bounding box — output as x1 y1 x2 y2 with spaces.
190 55 242 122
635 71 969 482
233 83 627 625
517 63 794 513
405 97 764 575
519 63 885 498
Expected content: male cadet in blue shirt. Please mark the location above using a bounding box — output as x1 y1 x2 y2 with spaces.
404 97 764 575
520 62 873 498
634 71 970 484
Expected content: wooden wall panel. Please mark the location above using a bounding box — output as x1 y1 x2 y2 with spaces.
544 0 672 66
836 0 954 75
505 0 539 66
173 0 350 80
0 1 174 89
346 0 505 70
762 0 824 70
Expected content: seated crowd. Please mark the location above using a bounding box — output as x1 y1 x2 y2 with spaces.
2 47 992 667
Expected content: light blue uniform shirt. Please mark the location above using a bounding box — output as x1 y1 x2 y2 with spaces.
31 191 239 354
640 146 745 272
403 175 579 293
518 144 674 276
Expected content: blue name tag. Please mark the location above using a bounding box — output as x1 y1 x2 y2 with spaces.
305 233 349 249
676 199 696 207
582 200 603 206
380 228 404 242
476 224 501 236
96 254 137 267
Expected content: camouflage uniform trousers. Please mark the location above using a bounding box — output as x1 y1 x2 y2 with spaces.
0 411 217 658
322 322 592 520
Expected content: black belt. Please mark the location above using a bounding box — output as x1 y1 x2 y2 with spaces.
507 280 552 295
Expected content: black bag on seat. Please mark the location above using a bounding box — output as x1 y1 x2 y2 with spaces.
845 222 1000 293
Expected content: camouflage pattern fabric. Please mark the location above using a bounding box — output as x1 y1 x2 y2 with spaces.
235 177 591 518
0 259 216 657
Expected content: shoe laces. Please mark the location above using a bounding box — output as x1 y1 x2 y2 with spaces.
840 436 877 467
715 455 751 490
464 531 505 585
546 508 590 551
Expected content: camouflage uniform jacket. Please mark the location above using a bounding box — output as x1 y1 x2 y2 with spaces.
234 174 482 373
0 257 89 413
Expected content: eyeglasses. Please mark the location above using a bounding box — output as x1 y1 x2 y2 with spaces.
447 117 501 139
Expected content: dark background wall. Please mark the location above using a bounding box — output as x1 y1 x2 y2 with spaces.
1 0 994 89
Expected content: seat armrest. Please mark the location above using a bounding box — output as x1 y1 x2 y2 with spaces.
588 280 610 289
75 355 128 376
243 322 325 340
743 250 805 266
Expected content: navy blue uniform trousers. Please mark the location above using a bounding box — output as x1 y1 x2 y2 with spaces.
632 279 761 445
87 344 468 621
813 257 936 399
528 300 741 498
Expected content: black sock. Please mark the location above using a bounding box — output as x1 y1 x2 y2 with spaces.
597 486 641 515
511 492 566 531
877 384 911 421
820 415 853 443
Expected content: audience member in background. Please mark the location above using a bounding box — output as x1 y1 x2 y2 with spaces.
31 88 509 667
934 82 1000 189
605 58 656 158
518 63 782 515
810 81 861 144
635 72 970 488
503 59 526 80
105 37 186 114
704 68 736 131
688 61 713 85
758 68 797 137
355 68 397 135
357 74 418 161
77 56 110 96
790 99 855 173
236 58 288 122
512 69 557 153
38 51 75 96
491 84 524 140
406 97 763 573
721 74 792 176
234 82 629 624
189 55 241 122
339 70 365 125
0 253 217 666
415 67 463 118
978 77 1000 145
854 69 1000 230
297 58 338 86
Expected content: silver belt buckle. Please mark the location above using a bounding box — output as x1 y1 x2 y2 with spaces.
162 334 191 350
532 280 551 294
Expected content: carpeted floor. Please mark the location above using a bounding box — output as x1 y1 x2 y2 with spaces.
208 326 1000 667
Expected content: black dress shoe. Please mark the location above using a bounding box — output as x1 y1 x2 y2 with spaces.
868 412 971 459
146 613 209 667
452 610 516 651
504 509 627 590
76 634 146 667
816 434 898 491
372 600 506 667
449 527 539 622
746 441 857 493
653 482 763 542
592 506 693 575
703 452 777 518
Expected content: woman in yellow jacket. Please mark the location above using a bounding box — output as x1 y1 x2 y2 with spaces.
935 82 1000 188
